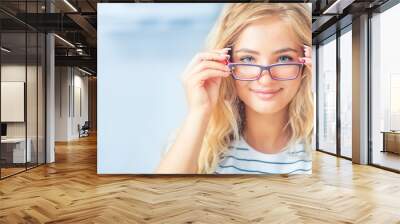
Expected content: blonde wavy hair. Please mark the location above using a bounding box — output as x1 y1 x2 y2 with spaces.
197 3 313 173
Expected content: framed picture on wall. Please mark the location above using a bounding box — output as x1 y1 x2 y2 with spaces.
97 3 314 175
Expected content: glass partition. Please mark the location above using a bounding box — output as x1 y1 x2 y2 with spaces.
371 3 400 171
27 30 38 169
38 32 45 165
339 27 352 158
0 1 46 179
317 35 337 155
1 30 28 178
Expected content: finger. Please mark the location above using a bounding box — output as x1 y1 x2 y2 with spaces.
195 51 229 63
303 45 312 58
190 69 231 85
185 52 229 74
210 47 231 54
300 57 312 68
205 76 222 88
182 50 230 81
192 60 231 74
210 48 231 62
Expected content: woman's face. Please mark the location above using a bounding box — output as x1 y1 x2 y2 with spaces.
233 16 304 115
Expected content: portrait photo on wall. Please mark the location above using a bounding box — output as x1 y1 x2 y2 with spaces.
97 3 314 175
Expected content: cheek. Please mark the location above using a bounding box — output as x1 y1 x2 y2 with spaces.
280 80 302 101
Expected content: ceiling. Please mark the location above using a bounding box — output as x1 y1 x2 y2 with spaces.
0 0 394 75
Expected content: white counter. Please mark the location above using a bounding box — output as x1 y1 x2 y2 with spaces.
1 138 32 163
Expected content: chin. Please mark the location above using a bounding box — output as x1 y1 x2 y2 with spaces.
247 101 286 115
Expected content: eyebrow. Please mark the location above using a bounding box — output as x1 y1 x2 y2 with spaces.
273 47 299 54
234 47 299 55
234 48 260 55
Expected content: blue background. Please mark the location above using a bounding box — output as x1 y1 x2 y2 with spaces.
98 3 224 173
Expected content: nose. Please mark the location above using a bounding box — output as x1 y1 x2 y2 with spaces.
257 69 274 85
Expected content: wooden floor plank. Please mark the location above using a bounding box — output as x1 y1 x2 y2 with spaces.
0 134 399 223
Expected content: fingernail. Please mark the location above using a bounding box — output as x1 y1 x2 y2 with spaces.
220 53 228 58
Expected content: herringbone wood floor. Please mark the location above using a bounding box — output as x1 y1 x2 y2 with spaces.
1 134 400 224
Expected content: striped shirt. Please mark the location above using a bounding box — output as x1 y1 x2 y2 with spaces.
214 137 312 175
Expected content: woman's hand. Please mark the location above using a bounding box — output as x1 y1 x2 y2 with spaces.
181 48 231 116
156 48 231 174
300 45 312 70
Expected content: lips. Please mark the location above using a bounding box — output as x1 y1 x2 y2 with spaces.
251 88 282 100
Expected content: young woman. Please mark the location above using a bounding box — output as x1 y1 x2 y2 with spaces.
156 3 313 174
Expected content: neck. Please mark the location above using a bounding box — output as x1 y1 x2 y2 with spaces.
243 106 290 154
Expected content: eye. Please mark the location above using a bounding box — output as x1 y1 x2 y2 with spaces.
239 56 255 64
277 55 293 63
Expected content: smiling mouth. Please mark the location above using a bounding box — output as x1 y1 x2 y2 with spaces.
251 88 283 100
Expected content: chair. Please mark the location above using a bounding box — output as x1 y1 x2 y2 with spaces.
78 121 90 138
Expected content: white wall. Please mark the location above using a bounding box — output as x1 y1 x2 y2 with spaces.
55 67 89 141
73 73 89 137
55 66 69 141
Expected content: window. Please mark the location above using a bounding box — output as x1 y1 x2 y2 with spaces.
371 3 400 171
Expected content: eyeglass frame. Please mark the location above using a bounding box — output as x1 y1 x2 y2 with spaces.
225 46 305 81
227 62 305 81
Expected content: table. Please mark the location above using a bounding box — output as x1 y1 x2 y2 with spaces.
1 138 32 163
381 131 400 155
